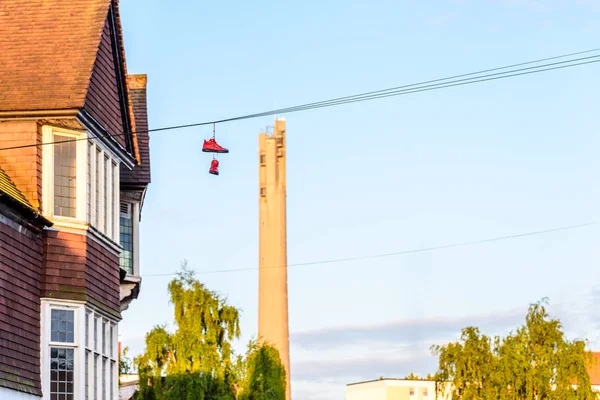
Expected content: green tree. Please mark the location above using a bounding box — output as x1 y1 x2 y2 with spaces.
120 346 133 375
238 340 286 400
134 261 287 400
404 372 435 381
431 299 596 400
135 261 241 399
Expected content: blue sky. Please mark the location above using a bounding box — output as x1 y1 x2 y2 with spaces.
118 1 600 398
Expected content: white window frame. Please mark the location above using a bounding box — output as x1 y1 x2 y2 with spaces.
41 300 118 400
42 127 88 222
119 200 140 277
42 126 121 242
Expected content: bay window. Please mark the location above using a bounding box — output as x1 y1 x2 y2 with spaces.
42 126 121 242
119 201 139 276
42 301 118 400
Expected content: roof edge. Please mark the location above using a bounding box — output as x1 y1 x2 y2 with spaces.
0 192 53 228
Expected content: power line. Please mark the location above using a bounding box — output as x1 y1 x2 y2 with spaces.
1 48 599 152
142 221 599 277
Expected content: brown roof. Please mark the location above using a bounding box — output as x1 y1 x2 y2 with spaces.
588 352 600 385
0 0 111 111
121 74 151 188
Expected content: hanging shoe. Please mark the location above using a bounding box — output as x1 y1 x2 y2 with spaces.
209 159 220 175
202 138 229 154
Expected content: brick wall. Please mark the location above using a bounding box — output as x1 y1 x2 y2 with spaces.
0 214 43 395
0 122 42 210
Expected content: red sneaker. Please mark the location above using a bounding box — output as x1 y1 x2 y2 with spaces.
209 159 219 175
202 138 229 154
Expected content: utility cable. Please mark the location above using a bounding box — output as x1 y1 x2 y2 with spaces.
142 221 599 277
1 48 599 152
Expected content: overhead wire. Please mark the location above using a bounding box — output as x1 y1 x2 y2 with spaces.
142 221 599 277
1 48 599 152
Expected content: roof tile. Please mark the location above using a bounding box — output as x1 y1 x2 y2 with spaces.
0 0 111 111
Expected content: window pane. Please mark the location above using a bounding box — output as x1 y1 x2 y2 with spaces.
109 324 114 357
102 319 107 355
104 156 109 233
85 351 90 400
50 347 74 400
119 205 134 275
94 354 99 400
94 318 99 352
96 148 102 231
112 162 117 240
110 361 115 400
51 309 74 343
102 357 107 400
53 135 77 218
87 142 92 221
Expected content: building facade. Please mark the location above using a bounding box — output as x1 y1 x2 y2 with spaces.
0 1 151 399
346 379 450 400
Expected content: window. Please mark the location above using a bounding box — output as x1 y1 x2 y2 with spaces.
50 348 75 399
44 303 118 400
409 388 415 396
119 202 134 275
53 135 77 218
42 126 121 242
49 309 75 400
87 312 117 400
423 388 428 396
96 147 102 229
87 142 92 220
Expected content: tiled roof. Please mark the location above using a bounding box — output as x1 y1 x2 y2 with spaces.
0 0 111 111
121 74 151 187
0 167 33 209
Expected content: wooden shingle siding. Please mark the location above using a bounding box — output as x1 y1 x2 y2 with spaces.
0 217 43 395
41 230 120 315
84 17 128 149
86 236 120 312
121 76 151 186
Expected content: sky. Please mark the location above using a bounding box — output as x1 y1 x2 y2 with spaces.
117 1 600 399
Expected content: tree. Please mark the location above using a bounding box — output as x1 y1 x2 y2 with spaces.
133 261 287 400
431 299 596 400
237 340 286 400
135 261 241 399
404 372 435 381
120 346 133 375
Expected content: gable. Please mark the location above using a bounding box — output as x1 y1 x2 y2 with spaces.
0 0 110 112
83 7 134 153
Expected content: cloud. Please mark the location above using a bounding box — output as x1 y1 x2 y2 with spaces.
291 308 525 351
293 353 437 381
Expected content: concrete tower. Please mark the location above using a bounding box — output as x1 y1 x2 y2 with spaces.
258 118 291 400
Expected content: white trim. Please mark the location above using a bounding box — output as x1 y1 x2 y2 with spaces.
88 227 123 257
133 202 140 276
119 200 140 277
113 162 120 241
41 299 119 400
41 125 121 243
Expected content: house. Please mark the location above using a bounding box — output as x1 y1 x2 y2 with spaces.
346 378 450 400
0 1 151 399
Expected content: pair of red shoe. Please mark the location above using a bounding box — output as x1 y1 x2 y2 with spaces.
202 138 229 176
